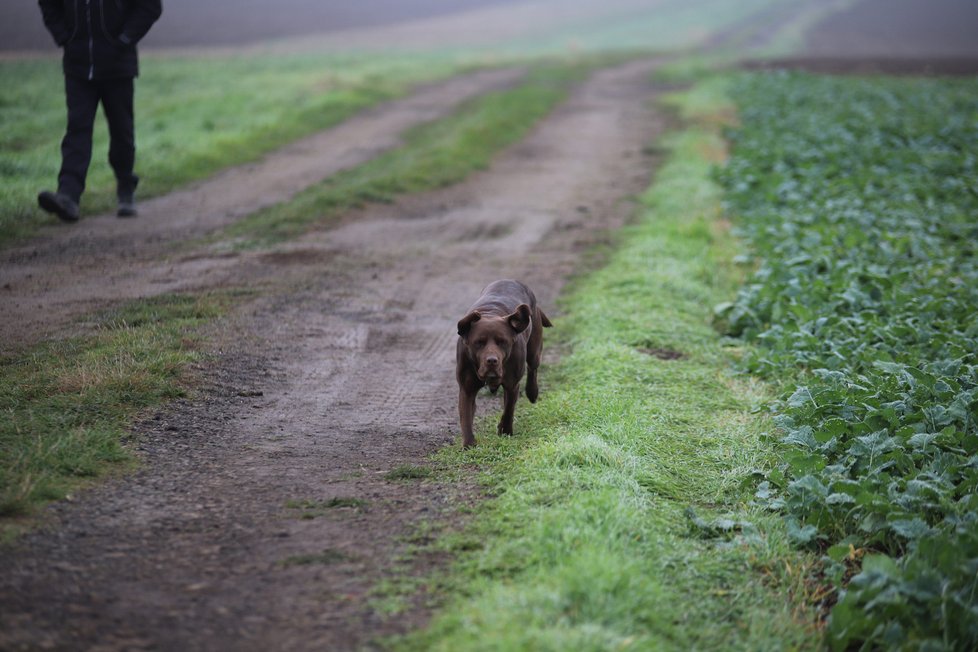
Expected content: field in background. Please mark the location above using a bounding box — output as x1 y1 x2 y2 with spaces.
0 0 813 244
801 0 978 58
0 0 525 51
0 52 469 244
2 0 786 52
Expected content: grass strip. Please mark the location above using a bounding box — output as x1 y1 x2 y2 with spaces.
716 71 978 650
0 51 465 246
0 293 231 539
388 79 820 651
218 61 591 248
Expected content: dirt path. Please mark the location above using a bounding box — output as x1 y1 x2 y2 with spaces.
0 67 523 353
0 58 670 651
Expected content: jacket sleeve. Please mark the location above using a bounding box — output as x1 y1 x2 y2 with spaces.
119 0 162 45
38 0 71 46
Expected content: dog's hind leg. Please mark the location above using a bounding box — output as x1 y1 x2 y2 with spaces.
525 310 549 403
526 366 539 403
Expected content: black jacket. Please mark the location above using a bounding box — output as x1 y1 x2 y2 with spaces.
39 0 162 80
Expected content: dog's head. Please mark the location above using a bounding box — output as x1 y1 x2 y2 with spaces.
457 305 531 386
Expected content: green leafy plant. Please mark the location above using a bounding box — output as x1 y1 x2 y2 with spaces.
717 71 978 650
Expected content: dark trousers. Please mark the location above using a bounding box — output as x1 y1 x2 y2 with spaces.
58 75 138 203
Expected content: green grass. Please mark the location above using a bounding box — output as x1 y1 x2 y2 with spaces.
0 293 232 537
386 80 821 651
0 51 467 246
385 465 436 482
748 0 862 58
217 60 592 247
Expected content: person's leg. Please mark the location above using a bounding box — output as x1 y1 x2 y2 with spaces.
57 75 101 203
100 76 138 212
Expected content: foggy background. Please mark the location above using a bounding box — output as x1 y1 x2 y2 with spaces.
3 0 978 57
804 0 978 58
3 0 525 50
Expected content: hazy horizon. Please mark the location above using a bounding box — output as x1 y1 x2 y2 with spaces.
4 0 977 58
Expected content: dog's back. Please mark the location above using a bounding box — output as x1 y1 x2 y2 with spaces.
469 280 538 320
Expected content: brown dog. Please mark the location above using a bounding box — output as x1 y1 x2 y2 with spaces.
456 280 553 448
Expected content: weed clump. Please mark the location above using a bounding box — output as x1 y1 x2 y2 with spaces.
385 466 434 481
285 497 369 519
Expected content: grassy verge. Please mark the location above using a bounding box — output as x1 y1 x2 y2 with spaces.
386 78 821 651
217 60 594 248
0 293 233 539
716 71 978 650
0 51 467 246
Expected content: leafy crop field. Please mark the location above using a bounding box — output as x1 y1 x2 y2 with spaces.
716 72 978 649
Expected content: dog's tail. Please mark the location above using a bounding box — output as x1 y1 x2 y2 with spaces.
540 310 554 328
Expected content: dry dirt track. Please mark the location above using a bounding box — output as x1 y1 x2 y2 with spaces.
0 58 669 651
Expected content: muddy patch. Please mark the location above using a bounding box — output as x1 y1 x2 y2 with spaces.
638 347 686 361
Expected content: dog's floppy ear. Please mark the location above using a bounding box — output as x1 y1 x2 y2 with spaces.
458 311 481 337
507 304 531 334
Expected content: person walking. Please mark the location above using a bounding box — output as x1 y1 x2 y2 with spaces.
37 0 162 222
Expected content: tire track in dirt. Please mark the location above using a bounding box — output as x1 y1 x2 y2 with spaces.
0 66 524 353
0 59 671 651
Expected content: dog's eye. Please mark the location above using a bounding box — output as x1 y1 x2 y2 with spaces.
475 338 487 347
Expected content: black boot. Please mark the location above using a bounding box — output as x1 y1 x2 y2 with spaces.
117 192 137 218
117 175 139 218
38 190 80 222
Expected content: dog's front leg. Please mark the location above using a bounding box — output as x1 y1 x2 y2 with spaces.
459 387 478 448
498 383 519 436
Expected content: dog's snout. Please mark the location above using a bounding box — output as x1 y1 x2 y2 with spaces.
486 355 499 368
